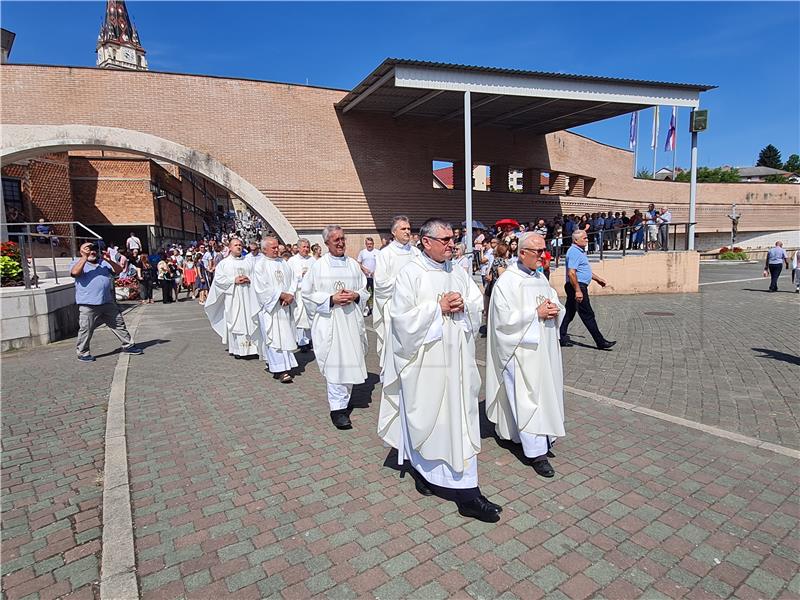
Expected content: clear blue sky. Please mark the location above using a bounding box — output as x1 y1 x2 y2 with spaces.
3 1 798 171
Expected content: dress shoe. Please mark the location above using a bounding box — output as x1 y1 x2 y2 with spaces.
330 410 352 430
479 495 502 513
299 344 311 353
411 473 434 497
531 458 555 478
457 497 501 523
597 340 617 351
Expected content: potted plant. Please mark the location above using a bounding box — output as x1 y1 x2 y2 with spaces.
114 275 139 300
0 242 24 287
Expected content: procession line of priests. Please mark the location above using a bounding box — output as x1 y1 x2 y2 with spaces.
286 239 316 349
253 238 299 379
204 239 262 358
301 226 369 429
486 232 566 475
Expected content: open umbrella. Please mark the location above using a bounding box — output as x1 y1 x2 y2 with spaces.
495 218 520 228
462 220 486 229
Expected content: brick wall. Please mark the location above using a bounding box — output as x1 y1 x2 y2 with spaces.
70 157 154 225
2 153 74 232
2 65 797 237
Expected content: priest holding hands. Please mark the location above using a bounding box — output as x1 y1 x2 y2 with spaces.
486 232 566 478
302 225 369 430
379 218 502 523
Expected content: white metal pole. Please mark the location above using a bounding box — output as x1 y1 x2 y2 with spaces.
671 107 677 181
652 106 658 178
633 112 639 178
464 90 473 257
688 128 699 251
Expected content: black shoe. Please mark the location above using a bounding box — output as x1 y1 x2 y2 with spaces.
330 410 352 430
597 340 616 351
457 497 501 523
559 337 573 347
531 458 555 478
299 344 311 353
478 495 502 513
411 472 434 497
546 450 556 458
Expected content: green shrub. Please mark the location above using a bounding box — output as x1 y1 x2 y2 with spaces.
0 255 23 283
718 251 748 260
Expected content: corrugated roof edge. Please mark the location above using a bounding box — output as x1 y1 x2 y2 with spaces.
336 58 716 109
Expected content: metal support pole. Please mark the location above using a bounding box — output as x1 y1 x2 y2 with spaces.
50 237 58 284
464 90 473 258
19 231 31 289
688 130 699 250
69 223 77 258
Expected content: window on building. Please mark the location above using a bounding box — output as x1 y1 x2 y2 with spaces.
432 160 454 189
2 177 25 221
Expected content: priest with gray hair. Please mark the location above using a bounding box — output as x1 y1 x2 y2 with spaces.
486 232 566 478
379 217 501 522
302 225 369 430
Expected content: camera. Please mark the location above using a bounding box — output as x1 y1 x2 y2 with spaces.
88 243 99 252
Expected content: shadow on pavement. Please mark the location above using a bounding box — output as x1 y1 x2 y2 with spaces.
93 338 170 358
741 288 796 294
752 347 800 366
349 372 380 409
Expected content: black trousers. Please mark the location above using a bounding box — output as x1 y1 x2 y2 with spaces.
768 264 782 291
160 279 174 303
559 281 605 345
408 468 479 503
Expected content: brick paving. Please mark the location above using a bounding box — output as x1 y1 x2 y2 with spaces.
3 269 799 599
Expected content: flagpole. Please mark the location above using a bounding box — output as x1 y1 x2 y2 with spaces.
632 112 639 178
671 106 677 181
651 106 659 178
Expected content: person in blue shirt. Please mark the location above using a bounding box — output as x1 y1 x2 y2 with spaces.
70 242 143 362
763 241 790 292
559 230 616 351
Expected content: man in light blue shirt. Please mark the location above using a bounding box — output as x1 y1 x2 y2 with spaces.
70 242 143 362
764 241 790 292
559 230 615 350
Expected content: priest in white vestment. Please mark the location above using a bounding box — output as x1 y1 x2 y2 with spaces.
486 233 566 478
302 225 369 430
253 237 299 384
379 218 502 523
373 215 419 369
286 239 316 351
204 238 262 358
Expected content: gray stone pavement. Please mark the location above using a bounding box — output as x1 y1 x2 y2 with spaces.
2 267 799 599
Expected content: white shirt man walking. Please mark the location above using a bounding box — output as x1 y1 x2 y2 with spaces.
126 232 142 253
204 238 262 358
357 237 380 316
286 239 316 351
253 237 298 384
302 226 369 430
486 233 566 478
379 218 501 523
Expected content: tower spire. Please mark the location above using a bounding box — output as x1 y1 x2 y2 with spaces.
96 0 147 70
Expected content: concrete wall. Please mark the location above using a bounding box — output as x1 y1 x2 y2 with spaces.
549 251 700 296
1 281 78 351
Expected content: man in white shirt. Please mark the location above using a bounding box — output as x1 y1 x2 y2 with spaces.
658 207 672 251
126 232 142 253
357 237 380 317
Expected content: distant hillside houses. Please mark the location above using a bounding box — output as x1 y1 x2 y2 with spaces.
654 166 799 183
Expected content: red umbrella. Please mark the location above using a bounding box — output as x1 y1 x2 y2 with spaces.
495 218 519 228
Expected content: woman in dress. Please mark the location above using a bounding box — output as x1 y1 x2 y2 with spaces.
483 242 509 319
195 252 210 305
182 252 198 300
135 254 155 304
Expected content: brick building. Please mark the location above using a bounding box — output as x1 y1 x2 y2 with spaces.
2 151 233 252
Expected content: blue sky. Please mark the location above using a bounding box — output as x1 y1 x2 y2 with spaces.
3 1 798 171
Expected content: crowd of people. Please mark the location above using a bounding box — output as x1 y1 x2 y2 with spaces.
197 214 620 525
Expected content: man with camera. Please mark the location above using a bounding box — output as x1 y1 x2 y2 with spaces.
70 242 144 362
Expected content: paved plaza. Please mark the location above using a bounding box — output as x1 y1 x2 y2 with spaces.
2 263 799 599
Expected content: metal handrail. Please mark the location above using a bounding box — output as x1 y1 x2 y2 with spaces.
4 221 102 289
549 221 697 262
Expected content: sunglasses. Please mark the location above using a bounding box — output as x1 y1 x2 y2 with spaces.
425 236 454 244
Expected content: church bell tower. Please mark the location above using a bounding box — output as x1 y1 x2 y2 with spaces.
96 0 147 70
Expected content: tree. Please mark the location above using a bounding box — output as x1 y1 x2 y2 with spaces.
636 169 653 179
756 145 783 169
783 153 800 174
674 167 740 183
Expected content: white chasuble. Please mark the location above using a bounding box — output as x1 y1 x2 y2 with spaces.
486 263 566 455
253 257 299 357
379 254 483 487
301 254 368 385
287 254 316 331
204 256 262 357
373 242 420 368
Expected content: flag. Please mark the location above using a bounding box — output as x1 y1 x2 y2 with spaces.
629 111 638 149
650 106 660 149
664 106 677 152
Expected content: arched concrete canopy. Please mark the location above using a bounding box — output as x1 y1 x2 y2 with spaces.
0 124 297 242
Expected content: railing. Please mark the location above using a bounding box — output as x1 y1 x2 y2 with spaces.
4 222 103 289
550 222 696 263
